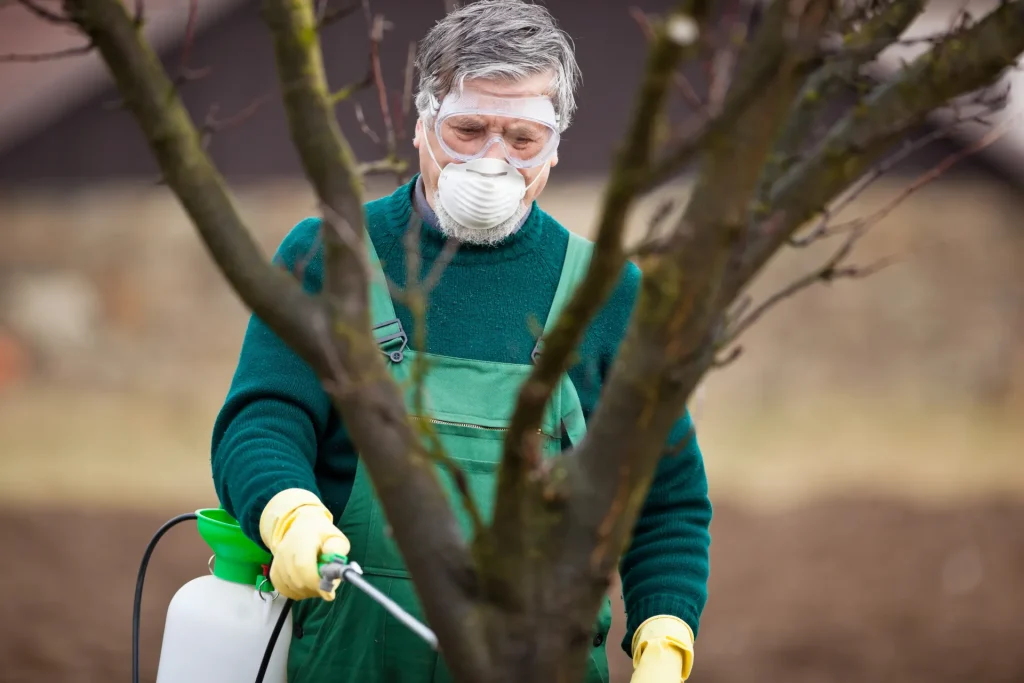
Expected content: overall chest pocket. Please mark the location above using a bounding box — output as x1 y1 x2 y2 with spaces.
358 351 573 573
422 417 561 535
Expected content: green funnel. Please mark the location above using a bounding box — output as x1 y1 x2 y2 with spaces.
196 508 273 589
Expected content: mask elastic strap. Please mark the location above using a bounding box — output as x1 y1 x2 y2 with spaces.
423 124 444 173
523 162 547 194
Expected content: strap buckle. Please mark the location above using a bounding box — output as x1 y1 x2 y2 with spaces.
530 339 543 364
373 318 408 363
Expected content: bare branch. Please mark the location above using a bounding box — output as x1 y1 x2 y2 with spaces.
804 110 1021 247
489 3 715 619
357 156 408 176
631 7 707 120
173 0 211 85
399 40 418 138
0 43 93 62
199 94 273 150
761 0 928 196
560 0 837 589
331 69 374 102
495 2 703 495
421 237 461 294
68 0 324 368
352 102 382 143
317 0 359 27
720 226 896 355
788 126 948 247
706 0 755 116
736 0 1024 301
259 2 485 677
16 0 70 22
369 13 397 155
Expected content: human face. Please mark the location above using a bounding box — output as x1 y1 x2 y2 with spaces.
413 71 560 212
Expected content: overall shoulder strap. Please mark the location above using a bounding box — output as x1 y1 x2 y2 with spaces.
532 231 594 362
362 211 408 363
532 230 592 447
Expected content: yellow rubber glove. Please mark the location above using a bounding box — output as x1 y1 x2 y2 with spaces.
259 488 351 601
630 615 695 683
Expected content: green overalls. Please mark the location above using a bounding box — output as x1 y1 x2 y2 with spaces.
286 225 613 683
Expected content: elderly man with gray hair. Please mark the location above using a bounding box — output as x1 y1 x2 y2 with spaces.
210 2 711 682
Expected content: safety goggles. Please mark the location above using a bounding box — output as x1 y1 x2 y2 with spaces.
430 90 561 169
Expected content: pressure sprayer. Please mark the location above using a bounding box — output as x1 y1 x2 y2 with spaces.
133 508 438 683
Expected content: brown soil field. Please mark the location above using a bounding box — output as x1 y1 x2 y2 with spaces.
2 497 1022 683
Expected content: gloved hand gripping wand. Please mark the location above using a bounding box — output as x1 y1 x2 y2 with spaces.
317 554 439 650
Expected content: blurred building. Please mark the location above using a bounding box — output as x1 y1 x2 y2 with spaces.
0 0 1022 408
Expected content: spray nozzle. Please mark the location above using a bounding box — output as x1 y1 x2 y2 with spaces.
316 553 352 593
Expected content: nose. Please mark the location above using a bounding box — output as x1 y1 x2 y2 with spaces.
483 140 507 161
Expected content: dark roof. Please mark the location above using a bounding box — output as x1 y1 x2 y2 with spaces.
0 0 1021 184
0 0 245 155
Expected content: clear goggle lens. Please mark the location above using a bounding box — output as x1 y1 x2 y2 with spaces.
432 91 560 169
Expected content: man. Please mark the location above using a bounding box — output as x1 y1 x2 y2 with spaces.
211 2 711 682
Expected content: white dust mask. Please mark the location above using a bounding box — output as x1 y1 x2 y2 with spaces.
425 130 544 232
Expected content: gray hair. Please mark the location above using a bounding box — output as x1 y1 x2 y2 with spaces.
414 0 581 132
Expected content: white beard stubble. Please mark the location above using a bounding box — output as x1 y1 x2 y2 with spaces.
432 191 528 246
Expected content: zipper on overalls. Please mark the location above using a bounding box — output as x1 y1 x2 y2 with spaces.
425 417 508 431
422 416 548 436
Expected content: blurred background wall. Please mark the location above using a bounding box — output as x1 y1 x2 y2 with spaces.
1 1 1022 683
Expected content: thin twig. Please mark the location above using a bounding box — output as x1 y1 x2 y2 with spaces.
707 0 753 116
400 41 418 137
200 94 272 150
625 198 679 257
720 225 895 357
791 100 1017 248
0 43 93 62
631 6 705 116
370 13 397 155
331 68 374 102
174 0 211 84
321 1 362 27
723 102 1020 357
817 111 1021 241
17 0 70 22
399 212 482 536
788 127 948 246
312 311 352 397
353 102 382 144
320 202 371 283
358 156 408 176
421 237 461 293
317 0 359 27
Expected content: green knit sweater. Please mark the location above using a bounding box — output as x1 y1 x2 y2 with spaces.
210 176 712 653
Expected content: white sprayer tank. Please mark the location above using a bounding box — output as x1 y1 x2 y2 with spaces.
155 509 291 683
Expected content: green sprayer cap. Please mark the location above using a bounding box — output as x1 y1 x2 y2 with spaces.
195 508 274 590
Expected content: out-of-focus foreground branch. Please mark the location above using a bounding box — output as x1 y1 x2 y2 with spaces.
65 0 483 678
563 0 836 592
498 0 1024 657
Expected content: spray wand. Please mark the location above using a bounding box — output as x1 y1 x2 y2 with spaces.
251 554 438 683
316 553 439 650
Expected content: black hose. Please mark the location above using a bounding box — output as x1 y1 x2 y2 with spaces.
253 597 295 683
132 513 198 683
